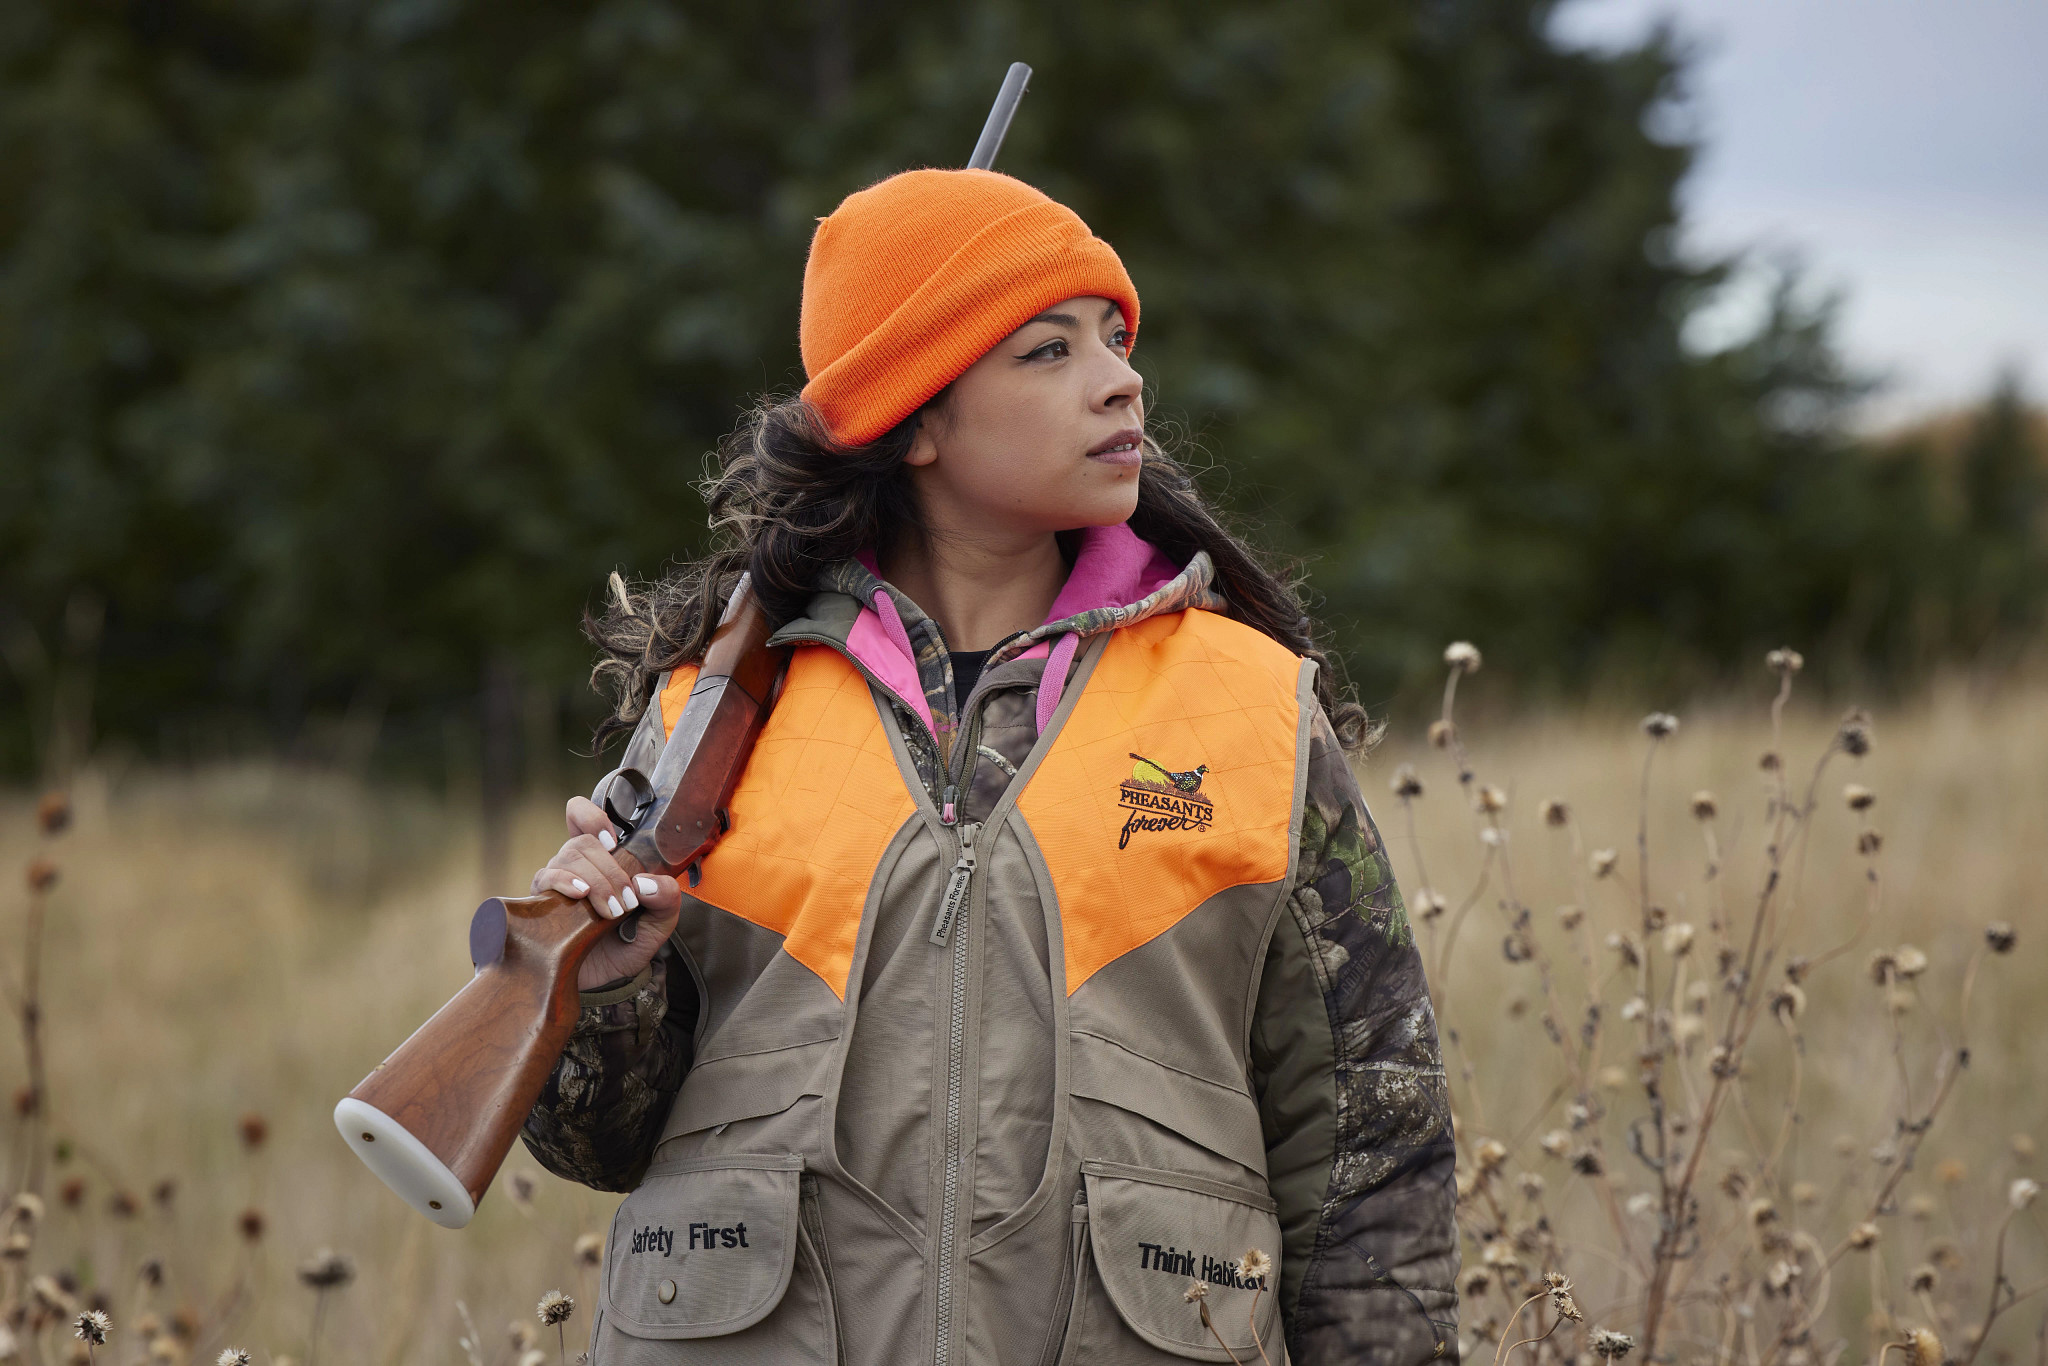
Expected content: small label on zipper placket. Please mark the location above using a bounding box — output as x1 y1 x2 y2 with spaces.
929 821 980 946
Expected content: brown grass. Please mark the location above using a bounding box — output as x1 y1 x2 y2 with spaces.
0 665 2039 1361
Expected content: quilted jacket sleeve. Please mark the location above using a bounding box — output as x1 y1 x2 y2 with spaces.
1250 707 1461 1365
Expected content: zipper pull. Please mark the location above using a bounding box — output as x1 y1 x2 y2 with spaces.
941 783 959 825
929 822 980 946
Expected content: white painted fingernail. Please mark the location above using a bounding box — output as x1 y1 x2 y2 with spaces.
598 829 617 852
621 884 639 910
636 876 658 897
607 896 624 918
571 878 589 894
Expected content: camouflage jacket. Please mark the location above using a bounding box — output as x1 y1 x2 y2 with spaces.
522 541 1459 1365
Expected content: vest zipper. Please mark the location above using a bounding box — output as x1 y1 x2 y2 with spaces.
932 816 980 1366
929 821 979 946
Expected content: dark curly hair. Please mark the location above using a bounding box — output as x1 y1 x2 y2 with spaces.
587 395 1373 753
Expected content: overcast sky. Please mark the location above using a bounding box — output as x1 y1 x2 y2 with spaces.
1551 0 2048 425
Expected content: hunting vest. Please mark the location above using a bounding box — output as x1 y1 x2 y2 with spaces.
590 608 1312 1366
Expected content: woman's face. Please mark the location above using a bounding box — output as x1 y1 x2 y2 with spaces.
904 295 1143 537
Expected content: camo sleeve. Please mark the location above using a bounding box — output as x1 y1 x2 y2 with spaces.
519 943 697 1192
1250 707 1460 1365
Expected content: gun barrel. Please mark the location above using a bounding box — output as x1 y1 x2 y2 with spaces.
967 62 1032 170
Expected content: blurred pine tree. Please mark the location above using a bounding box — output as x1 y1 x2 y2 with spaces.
0 0 2039 774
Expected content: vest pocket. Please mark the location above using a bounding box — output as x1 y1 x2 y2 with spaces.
1061 1161 1283 1363
593 1152 838 1363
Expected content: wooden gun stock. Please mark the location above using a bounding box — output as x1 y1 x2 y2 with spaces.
335 581 788 1228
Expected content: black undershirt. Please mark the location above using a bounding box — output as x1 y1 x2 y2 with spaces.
950 648 995 703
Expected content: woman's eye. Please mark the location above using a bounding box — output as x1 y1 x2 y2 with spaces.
1109 329 1133 351
1025 339 1069 361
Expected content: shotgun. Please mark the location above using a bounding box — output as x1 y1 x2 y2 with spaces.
334 62 1034 1229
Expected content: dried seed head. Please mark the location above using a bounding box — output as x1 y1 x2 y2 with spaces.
1792 1181 1819 1206
26 860 58 893
237 1208 264 1243
1893 945 1928 979
1428 719 1454 749
2 1232 29 1260
1934 1159 1966 1187
296 1249 355 1290
537 1291 574 1327
1591 849 1618 878
1459 1267 1492 1297
1765 1260 1800 1295
1475 784 1507 814
1843 783 1876 812
11 1193 42 1225
1591 1329 1637 1359
1640 712 1679 739
1539 1130 1570 1158
37 793 72 836
1607 932 1640 968
1906 1327 1942 1366
1598 1065 1627 1091
1625 1192 1655 1217
1929 1238 1965 1270
574 1233 603 1268
1689 791 1718 820
1859 829 1884 856
1443 642 1482 674
1570 1148 1605 1177
1759 750 1781 771
1412 888 1447 921
1547 1275 1584 1322
1766 648 1805 676
1480 1237 1518 1268
1620 996 1648 1022
108 1192 139 1220
149 1339 178 1365
1907 1193 1937 1221
1985 922 2017 954
2011 1177 2041 1211
1663 922 1695 957
509 1172 536 1209
1747 1198 1778 1228
1908 1264 1938 1293
31 1274 74 1314
1519 1172 1546 1199
1235 1248 1272 1284
1474 1139 1509 1173
237 1114 268 1150
509 1323 537 1352
217 1351 251 1366
1391 765 1424 799
2014 1133 2036 1161
1784 956 1812 984
1837 708 1874 758
1849 1222 1880 1250
73 1312 109 1347
1183 1280 1209 1303
1540 799 1569 826
1869 950 1898 986
1770 985 1806 1025
1557 905 1584 931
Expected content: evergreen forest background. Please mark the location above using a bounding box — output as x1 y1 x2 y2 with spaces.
4 0 2045 782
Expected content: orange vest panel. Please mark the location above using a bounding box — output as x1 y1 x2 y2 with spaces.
1017 611 1302 995
661 648 916 1000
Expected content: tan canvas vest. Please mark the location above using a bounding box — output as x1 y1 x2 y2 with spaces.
590 608 1312 1366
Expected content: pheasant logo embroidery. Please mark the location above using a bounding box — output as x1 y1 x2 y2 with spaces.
1117 752 1215 849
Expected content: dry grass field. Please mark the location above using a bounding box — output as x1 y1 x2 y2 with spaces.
0 659 2041 1365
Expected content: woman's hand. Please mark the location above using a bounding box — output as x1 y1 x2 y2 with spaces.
531 796 686 991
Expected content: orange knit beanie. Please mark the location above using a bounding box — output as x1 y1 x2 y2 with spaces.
798 169 1140 447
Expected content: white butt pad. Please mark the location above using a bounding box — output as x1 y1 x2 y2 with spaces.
334 1097 476 1229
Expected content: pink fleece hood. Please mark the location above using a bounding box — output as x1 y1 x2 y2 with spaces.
846 522 1187 739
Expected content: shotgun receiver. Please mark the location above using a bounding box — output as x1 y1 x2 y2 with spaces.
334 59 1033 1229
334 581 787 1227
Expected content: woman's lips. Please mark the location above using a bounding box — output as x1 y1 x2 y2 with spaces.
1086 430 1144 466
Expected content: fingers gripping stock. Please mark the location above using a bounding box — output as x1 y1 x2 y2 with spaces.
333 580 787 1227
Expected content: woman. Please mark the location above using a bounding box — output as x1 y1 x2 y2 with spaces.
520 168 1458 1366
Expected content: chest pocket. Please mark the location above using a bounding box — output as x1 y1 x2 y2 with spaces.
593 1153 838 1362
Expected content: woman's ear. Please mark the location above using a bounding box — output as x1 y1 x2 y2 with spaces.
903 416 940 468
